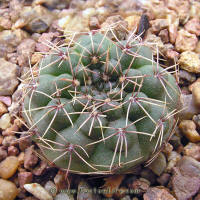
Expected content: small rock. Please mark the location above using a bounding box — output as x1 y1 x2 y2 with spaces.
0 96 12 106
0 179 18 200
179 51 200 73
0 113 11 130
175 29 198 52
179 70 196 85
0 58 19 95
0 29 29 47
31 52 43 65
165 49 179 61
184 18 200 36
166 151 181 172
0 156 19 179
193 114 200 127
0 101 7 116
55 193 74 200
172 156 200 200
192 84 200 107
0 146 7 162
178 94 200 120
54 170 68 190
148 153 166 176
24 145 38 169
0 16 12 30
195 41 200 54
101 15 128 41
143 187 175 200
77 180 100 200
162 143 173 157
24 183 53 200
18 171 33 188
35 32 59 52
19 134 32 151
89 16 100 30
129 178 150 195
18 152 25 165
168 24 178 44
158 29 169 43
124 15 140 31
179 120 200 142
183 143 200 161
44 181 57 197
17 39 36 67
8 146 19 156
156 173 171 186
189 78 200 92
33 160 47 176
150 19 169 34
2 135 17 147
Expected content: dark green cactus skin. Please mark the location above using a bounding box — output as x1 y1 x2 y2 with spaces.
23 32 180 174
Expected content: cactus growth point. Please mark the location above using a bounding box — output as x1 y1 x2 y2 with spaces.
22 30 180 174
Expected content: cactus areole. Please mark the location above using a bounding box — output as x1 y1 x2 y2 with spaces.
23 31 180 174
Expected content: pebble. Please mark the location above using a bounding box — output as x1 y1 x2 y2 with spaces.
17 38 36 67
18 171 33 188
189 78 200 92
178 94 200 120
0 156 19 179
184 17 200 36
24 145 38 169
0 29 29 47
33 160 47 176
148 153 166 176
0 146 7 162
24 183 53 200
168 24 178 44
179 120 200 142
150 19 169 34
44 181 57 197
101 15 128 41
179 70 196 85
175 29 198 52
156 173 171 186
19 134 32 151
129 178 150 195
0 96 12 107
124 15 140 31
77 180 100 200
158 29 169 43
193 114 200 127
0 113 11 130
183 143 200 161
8 146 19 156
0 101 7 116
0 58 19 95
192 84 200 107
2 135 17 147
172 156 200 200
0 179 18 200
179 51 200 73
143 187 176 200
55 193 74 200
165 151 181 172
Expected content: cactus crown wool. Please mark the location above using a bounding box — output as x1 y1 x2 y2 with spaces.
22 28 180 174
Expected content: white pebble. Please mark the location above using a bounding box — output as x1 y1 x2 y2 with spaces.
24 183 53 200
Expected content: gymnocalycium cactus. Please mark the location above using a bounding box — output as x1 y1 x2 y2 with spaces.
22 28 180 174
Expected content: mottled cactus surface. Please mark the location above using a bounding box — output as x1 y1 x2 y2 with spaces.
23 31 180 174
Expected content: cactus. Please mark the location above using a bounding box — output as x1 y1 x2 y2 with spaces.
22 29 180 174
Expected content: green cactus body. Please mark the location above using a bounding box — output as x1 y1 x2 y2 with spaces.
23 32 180 174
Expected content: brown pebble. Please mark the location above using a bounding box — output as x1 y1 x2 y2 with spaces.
0 101 7 117
24 145 38 169
158 29 169 43
8 146 19 156
184 18 200 36
18 171 33 188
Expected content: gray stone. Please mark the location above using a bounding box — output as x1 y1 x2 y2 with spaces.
0 58 19 95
